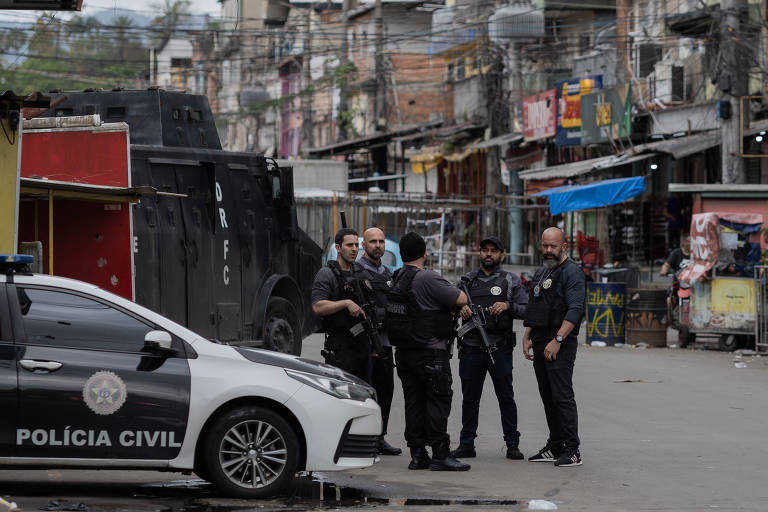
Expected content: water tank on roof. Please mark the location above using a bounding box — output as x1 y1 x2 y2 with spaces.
432 5 477 55
489 1 545 44
432 6 455 55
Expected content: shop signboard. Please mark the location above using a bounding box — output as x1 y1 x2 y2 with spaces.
581 84 632 145
555 74 602 146
523 89 556 141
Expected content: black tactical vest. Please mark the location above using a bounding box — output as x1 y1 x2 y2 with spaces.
523 259 573 331
321 261 365 338
386 266 452 347
356 261 392 332
463 270 513 341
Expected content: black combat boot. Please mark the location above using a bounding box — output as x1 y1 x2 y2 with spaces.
506 444 524 460
378 437 402 456
408 446 431 470
429 442 471 471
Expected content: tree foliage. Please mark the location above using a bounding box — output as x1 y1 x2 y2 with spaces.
0 11 151 94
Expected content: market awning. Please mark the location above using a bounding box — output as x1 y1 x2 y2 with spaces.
519 153 655 181
20 178 173 203
532 176 647 215
410 152 442 174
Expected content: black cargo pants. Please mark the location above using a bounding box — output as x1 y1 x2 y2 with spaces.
395 347 452 449
531 334 580 450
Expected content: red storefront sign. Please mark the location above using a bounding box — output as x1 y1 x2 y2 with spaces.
523 89 556 141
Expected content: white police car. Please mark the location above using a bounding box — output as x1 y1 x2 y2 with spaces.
0 255 381 498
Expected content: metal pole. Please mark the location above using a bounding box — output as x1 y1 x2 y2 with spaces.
720 0 748 184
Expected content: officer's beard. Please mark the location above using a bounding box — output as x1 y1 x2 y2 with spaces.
542 251 562 268
481 259 499 270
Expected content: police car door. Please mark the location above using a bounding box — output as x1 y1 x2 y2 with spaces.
9 284 191 460
0 283 18 457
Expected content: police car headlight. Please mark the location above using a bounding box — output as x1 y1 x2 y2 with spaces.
285 369 376 402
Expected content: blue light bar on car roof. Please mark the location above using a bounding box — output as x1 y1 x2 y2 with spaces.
0 254 34 264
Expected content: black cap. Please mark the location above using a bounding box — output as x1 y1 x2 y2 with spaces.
480 236 504 251
400 231 427 262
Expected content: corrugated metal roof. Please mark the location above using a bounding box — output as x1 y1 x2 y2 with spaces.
630 130 720 159
467 133 523 149
519 153 655 181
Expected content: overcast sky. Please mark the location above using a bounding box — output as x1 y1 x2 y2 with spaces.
82 0 221 17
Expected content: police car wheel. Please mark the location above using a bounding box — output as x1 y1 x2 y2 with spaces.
204 406 300 498
264 297 301 355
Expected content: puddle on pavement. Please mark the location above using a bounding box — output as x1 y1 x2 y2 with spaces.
139 476 527 510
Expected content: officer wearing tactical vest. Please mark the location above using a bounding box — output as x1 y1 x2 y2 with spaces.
387 232 470 471
450 236 528 461
311 228 370 380
356 227 402 456
522 227 585 467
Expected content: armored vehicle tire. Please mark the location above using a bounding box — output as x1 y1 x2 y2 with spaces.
264 297 302 355
202 406 300 498
678 325 692 348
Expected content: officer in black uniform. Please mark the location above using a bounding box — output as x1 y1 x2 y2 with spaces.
387 232 470 471
522 227 586 467
311 228 370 381
357 227 401 456
450 236 528 461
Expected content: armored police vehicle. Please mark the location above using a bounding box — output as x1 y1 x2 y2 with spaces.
38 89 321 354
0 255 380 497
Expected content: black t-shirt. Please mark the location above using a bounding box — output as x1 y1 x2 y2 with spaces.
665 248 690 274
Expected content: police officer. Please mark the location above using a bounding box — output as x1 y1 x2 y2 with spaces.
450 236 528 461
357 227 402 456
311 228 370 381
387 232 470 471
522 227 585 467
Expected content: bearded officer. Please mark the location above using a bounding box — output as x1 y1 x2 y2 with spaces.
311 228 370 380
357 227 401 456
387 232 470 471
450 236 528 461
522 227 585 467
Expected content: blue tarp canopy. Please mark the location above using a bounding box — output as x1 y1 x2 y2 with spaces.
532 176 646 215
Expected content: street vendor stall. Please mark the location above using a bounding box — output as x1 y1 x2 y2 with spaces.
678 212 764 350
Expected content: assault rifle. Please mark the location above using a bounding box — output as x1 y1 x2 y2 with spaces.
457 279 496 365
338 210 384 357
345 278 385 357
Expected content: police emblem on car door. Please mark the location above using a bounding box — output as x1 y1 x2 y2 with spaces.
10 285 191 459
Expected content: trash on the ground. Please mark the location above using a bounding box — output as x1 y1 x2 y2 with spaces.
636 343 649 349
0 497 18 511
735 349 758 356
39 500 88 511
734 362 747 369
591 341 607 347
613 378 662 383
614 343 627 348
668 344 678 348
528 499 558 510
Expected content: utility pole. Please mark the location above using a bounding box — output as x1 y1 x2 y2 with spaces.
374 0 386 132
302 6 314 152
337 0 352 142
615 0 631 85
720 0 748 184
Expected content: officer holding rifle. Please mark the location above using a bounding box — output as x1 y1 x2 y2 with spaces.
450 236 528 461
311 224 401 456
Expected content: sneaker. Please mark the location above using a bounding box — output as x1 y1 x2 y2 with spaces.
449 444 476 458
554 449 582 467
528 445 560 462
